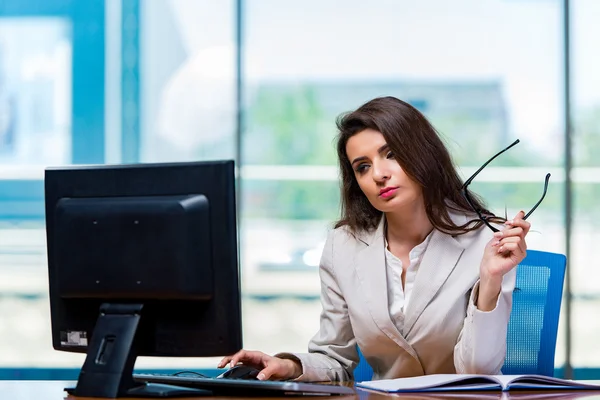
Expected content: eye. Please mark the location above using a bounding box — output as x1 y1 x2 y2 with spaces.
355 163 369 174
386 151 395 159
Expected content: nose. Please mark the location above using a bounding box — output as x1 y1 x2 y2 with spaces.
371 162 390 182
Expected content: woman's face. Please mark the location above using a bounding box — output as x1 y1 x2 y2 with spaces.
345 128 423 213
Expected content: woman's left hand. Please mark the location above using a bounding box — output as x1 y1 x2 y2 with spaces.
478 210 530 311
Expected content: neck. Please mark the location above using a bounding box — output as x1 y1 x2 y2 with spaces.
384 202 433 247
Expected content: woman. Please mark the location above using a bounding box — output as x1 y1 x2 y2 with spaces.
219 96 530 382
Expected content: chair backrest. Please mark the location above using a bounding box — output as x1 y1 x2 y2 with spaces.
353 249 566 381
501 249 566 376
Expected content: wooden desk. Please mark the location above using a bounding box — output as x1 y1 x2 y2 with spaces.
3 381 600 400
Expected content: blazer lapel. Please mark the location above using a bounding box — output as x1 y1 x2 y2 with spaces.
353 218 421 363
403 225 467 337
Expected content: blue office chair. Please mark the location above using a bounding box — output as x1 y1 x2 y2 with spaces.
501 249 566 376
353 249 567 381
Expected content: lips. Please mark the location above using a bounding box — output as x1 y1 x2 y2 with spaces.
379 187 398 198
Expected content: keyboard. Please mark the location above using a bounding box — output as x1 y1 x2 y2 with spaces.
133 373 356 396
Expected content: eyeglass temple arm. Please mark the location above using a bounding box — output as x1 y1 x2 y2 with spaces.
463 139 521 187
462 189 499 232
524 173 551 220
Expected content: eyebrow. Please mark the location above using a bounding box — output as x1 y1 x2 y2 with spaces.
350 144 389 166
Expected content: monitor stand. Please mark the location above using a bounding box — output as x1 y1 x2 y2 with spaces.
66 303 211 398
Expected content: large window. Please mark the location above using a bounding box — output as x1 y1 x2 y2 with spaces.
0 18 71 167
572 0 600 369
140 0 236 164
0 0 104 368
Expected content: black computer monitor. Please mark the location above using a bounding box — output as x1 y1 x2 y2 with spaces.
44 160 242 398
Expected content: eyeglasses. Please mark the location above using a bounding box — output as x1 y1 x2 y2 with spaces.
462 139 551 233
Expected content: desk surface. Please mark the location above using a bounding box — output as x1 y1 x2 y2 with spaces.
4 381 600 400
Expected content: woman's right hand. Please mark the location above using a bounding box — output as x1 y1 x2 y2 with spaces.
217 350 302 381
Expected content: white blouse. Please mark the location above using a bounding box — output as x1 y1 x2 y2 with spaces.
384 232 433 331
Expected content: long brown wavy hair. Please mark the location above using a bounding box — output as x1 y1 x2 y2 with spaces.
334 96 498 235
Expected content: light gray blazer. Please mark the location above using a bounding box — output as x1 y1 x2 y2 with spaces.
280 211 516 382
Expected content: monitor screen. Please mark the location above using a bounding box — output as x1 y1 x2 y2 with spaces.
45 160 242 397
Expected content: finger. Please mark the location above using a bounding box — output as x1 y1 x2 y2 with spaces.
494 227 524 239
497 240 517 253
498 236 522 245
505 212 531 235
257 365 277 381
500 236 528 254
228 350 253 367
518 239 527 254
504 214 528 227
515 219 530 236
231 350 268 369
258 362 289 381
492 235 523 249
497 242 524 256
217 356 233 368
229 350 260 367
503 210 525 224
516 210 525 219
494 226 525 237
504 220 530 237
